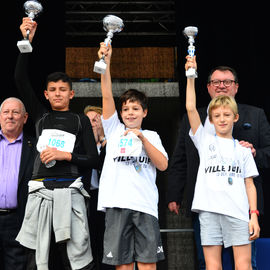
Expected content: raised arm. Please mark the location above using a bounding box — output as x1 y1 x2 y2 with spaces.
185 56 201 134
15 17 46 122
99 43 115 119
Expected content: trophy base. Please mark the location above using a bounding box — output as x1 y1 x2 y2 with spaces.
93 60 107 74
17 39 33 53
186 68 198 78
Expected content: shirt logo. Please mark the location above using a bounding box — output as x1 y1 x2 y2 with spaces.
209 144 215 152
157 246 164 254
106 251 113 258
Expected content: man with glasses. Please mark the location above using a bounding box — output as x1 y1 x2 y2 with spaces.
167 65 270 269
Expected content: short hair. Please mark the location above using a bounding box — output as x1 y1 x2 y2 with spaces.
46 72 73 90
207 66 239 84
84 105 102 115
0 97 26 114
208 95 238 122
119 89 148 111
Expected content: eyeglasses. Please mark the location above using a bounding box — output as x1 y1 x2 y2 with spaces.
209 79 236 87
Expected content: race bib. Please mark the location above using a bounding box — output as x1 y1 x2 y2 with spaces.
36 129 76 153
117 131 142 157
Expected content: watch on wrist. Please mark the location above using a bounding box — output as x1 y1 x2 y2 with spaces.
249 210 259 216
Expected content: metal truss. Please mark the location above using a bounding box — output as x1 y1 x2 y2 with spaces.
65 0 176 46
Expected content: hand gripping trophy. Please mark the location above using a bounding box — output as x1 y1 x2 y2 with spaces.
183 26 198 78
17 0 43 53
93 15 124 74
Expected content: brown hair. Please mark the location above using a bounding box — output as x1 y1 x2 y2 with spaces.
119 89 148 111
207 66 239 84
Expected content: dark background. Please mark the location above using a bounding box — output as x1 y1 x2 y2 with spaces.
3 1 270 236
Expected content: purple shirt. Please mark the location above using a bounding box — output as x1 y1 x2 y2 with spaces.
0 130 23 209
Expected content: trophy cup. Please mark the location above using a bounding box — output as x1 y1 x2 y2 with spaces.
93 15 124 74
183 26 198 78
17 0 43 53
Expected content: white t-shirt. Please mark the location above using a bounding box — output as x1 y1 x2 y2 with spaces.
190 124 259 222
97 111 168 219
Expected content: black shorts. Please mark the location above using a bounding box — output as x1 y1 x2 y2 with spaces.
103 208 165 265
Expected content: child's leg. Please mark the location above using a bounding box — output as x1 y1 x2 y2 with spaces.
232 244 252 270
116 263 134 270
203 245 222 270
137 262 156 270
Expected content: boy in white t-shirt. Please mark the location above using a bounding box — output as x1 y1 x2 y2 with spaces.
97 43 168 270
185 56 260 270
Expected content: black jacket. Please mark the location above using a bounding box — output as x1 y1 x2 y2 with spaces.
16 133 36 225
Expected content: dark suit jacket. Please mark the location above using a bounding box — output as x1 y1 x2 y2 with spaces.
16 132 35 225
167 104 270 215
82 143 106 193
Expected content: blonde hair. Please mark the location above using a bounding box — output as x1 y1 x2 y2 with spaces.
208 95 238 121
84 105 102 115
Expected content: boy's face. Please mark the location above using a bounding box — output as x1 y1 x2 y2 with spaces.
44 80 74 111
210 105 239 138
120 100 147 129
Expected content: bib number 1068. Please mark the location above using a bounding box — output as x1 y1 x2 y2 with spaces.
48 138 65 149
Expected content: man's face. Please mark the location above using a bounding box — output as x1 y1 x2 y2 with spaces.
0 99 28 138
86 110 101 142
207 70 239 98
44 80 74 111
86 111 100 128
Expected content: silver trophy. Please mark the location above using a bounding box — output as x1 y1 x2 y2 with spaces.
183 26 198 78
17 0 43 53
93 15 124 74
